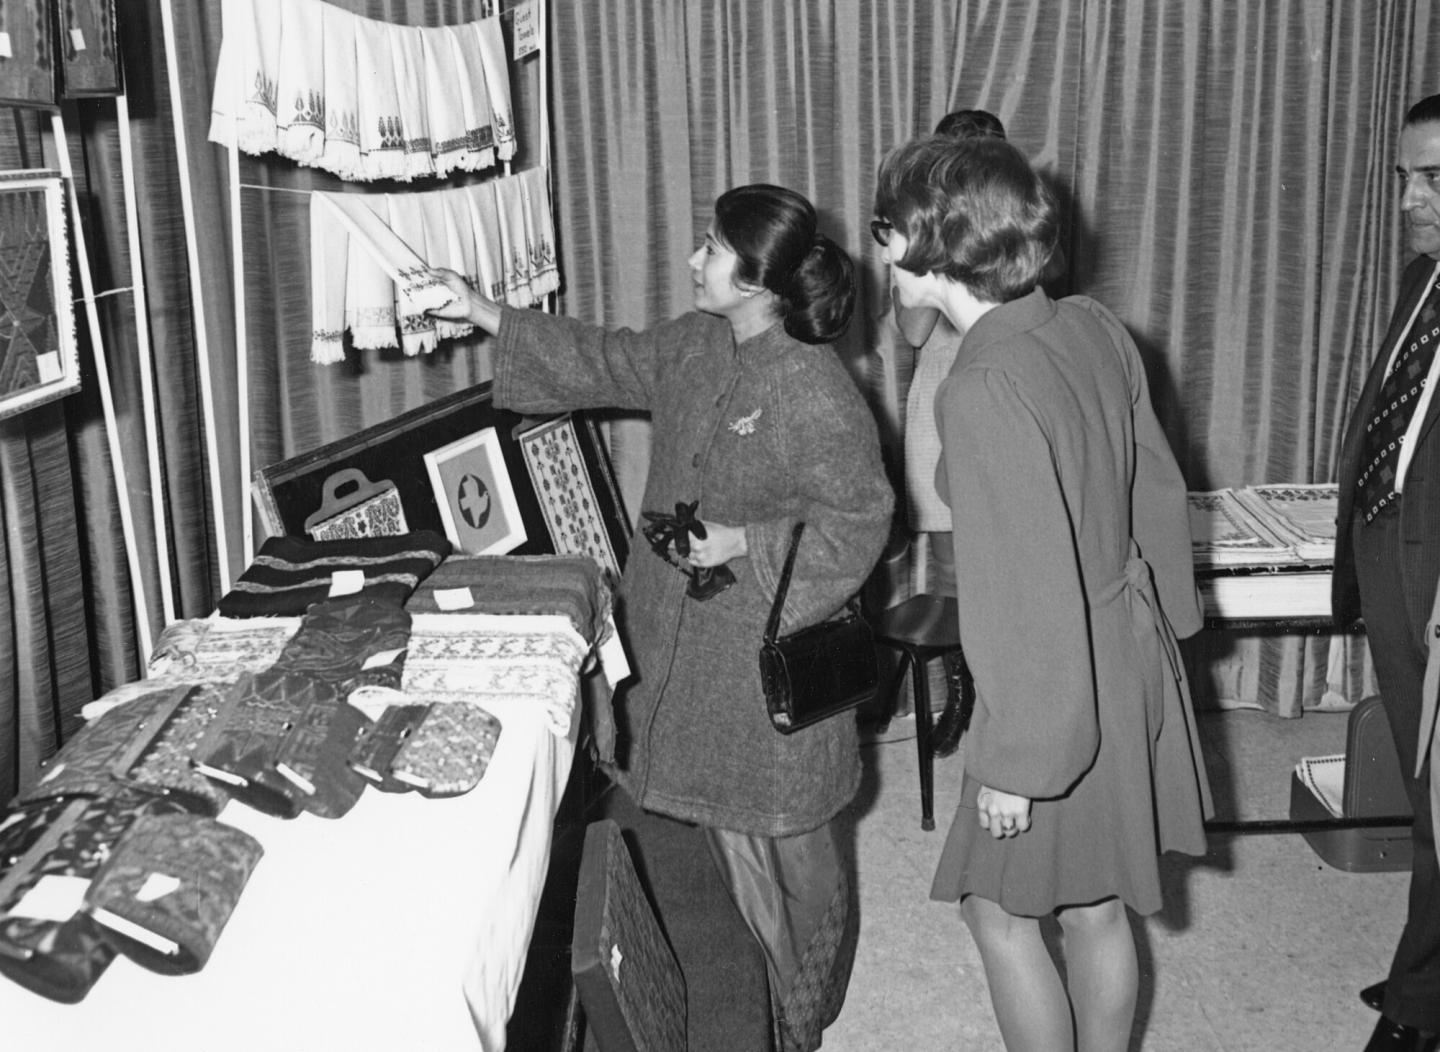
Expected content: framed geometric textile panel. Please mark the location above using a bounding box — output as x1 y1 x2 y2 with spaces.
59 0 122 98
0 170 79 420
0 0 58 109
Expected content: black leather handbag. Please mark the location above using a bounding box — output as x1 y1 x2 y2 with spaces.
758 522 879 734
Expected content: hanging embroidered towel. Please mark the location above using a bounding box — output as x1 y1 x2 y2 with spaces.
466 179 506 304
446 22 496 171
320 1 361 180
493 173 533 306
386 193 439 355
355 15 405 180
443 187 483 319
421 190 476 344
342 196 399 351
421 25 470 177
213 0 282 156
388 24 435 181
312 189 456 315
521 167 560 300
275 0 326 165
473 17 515 161
309 187 350 364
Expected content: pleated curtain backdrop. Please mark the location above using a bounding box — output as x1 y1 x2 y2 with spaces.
6 0 1440 804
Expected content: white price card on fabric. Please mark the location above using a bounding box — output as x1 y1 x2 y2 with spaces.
70 29 87 51
433 586 476 611
137 873 181 902
10 875 88 922
37 352 62 383
0 32 13 58
329 569 365 597
363 647 405 669
511 0 540 60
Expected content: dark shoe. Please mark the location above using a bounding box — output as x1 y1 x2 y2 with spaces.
1363 1015 1440 1052
1361 981 1387 1012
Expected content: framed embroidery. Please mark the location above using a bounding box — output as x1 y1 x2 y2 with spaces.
0 171 80 420
423 426 526 556
58 0 122 98
251 385 632 572
518 414 622 582
0 0 58 109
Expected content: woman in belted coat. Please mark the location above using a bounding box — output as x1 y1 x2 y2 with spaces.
873 136 1211 1052
428 183 892 1052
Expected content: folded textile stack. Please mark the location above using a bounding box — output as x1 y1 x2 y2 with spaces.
215 532 451 618
208 0 514 180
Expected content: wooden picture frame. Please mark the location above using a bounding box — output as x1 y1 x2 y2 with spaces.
424 425 527 555
59 0 123 99
252 384 632 577
0 1 58 110
0 171 79 420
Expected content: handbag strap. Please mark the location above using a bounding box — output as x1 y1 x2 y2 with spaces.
763 522 806 645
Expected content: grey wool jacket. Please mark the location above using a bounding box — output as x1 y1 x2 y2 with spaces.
493 306 894 836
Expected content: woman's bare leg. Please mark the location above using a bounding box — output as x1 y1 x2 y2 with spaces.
1056 897 1137 1052
961 894 1073 1051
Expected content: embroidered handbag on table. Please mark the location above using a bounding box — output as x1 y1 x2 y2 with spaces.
348 703 430 793
270 689 373 819
193 670 340 819
304 468 410 541
758 522 880 734
389 701 502 798
83 812 264 976
271 594 412 695
0 788 190 1002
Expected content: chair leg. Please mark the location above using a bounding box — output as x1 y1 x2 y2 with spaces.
910 647 936 831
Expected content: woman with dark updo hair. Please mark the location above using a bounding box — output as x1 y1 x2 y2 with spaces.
430 183 892 1051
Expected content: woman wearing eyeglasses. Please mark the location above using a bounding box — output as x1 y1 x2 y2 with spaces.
429 183 892 1052
873 135 1209 1052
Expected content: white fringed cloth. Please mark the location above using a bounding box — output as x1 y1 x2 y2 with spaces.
309 169 560 363
209 0 515 181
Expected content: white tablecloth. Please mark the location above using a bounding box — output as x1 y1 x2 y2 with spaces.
2 691 577 1052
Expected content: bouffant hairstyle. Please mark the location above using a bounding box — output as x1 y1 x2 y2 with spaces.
934 109 1006 141
1406 94 1440 127
714 184 855 344
873 135 1058 304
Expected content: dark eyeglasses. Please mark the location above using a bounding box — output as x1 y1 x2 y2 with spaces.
870 218 894 246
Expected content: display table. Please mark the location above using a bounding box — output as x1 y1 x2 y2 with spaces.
0 683 578 1052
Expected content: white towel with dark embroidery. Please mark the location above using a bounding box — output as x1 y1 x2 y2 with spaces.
521 167 560 300
386 194 440 355
473 17 515 162
208 0 283 155
345 198 398 352
309 192 350 364
355 15 405 180
466 180 505 305
421 26 470 177
446 22 496 172
422 191 476 343
388 24 434 181
275 0 326 164
320 1 361 180
493 173 532 306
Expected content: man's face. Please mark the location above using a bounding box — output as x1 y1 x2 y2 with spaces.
1397 120 1440 259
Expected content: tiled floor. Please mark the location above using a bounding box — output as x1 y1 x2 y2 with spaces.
823 706 1411 1051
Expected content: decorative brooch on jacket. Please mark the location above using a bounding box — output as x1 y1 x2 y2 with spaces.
640 500 736 600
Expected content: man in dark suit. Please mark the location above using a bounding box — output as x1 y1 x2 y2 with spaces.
1334 93 1440 1052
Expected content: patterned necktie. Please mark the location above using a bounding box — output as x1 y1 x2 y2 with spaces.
1356 276 1440 523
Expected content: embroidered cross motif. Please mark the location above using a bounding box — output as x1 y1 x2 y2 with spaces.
728 408 762 436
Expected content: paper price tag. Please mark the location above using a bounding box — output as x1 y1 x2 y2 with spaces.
11 875 89 922
363 647 405 669
329 569 365 596
511 0 540 60
0 33 13 59
137 873 181 902
37 352 62 383
434 586 476 611
70 28 87 51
